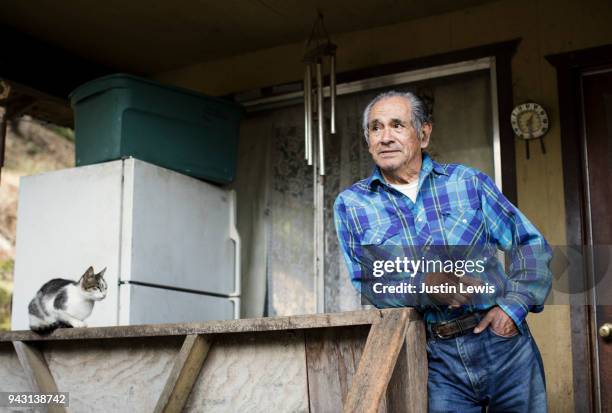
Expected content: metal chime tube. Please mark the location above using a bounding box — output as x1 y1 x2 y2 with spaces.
304 65 313 165
330 54 336 134
316 62 325 176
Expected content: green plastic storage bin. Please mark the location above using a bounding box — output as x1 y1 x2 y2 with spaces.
70 74 243 184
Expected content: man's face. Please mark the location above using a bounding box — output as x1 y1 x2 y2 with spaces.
366 96 430 179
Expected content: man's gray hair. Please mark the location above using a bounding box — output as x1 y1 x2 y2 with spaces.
362 91 432 143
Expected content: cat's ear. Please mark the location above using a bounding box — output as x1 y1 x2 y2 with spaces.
83 266 94 278
97 267 107 277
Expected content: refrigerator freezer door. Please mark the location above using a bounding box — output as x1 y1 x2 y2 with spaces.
122 159 238 295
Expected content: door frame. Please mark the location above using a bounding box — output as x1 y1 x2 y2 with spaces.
546 43 612 413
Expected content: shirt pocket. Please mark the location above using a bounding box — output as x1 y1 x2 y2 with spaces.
440 206 486 245
358 223 404 277
359 221 403 246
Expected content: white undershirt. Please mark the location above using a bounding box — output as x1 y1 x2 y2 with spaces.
390 181 419 203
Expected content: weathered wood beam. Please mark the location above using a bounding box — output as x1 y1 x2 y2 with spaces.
13 341 66 413
0 110 7 182
154 334 212 413
1 309 420 343
0 78 72 126
0 93 37 182
385 316 428 413
343 309 411 413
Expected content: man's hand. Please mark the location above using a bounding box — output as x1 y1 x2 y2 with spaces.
424 272 483 308
474 306 518 336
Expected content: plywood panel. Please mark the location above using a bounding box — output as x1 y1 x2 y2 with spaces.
184 331 309 413
13 342 66 413
154 335 212 413
0 342 31 392
43 337 181 413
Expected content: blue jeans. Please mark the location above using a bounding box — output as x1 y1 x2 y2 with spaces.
426 321 547 412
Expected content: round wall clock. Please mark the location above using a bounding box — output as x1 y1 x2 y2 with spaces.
510 102 549 139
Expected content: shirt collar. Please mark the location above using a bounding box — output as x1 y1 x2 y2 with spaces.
367 152 448 190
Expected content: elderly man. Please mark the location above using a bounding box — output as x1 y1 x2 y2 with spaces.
334 91 551 412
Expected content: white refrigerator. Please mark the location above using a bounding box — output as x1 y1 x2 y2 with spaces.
11 158 240 329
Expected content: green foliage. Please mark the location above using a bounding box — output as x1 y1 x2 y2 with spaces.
0 282 11 331
48 124 75 142
0 260 14 330
0 259 14 281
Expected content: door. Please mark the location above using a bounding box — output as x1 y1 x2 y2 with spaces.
581 67 612 412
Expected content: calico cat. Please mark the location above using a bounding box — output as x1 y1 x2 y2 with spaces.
28 266 107 333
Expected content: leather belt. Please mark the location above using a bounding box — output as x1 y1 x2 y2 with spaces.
428 312 483 340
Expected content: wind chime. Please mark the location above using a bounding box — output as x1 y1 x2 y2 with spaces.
303 13 337 313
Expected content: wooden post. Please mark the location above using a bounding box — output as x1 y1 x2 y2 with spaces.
343 309 411 413
13 341 66 413
0 93 35 183
0 106 7 183
1 80 12 184
154 334 212 413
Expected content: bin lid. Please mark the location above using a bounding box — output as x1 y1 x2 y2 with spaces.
69 73 243 114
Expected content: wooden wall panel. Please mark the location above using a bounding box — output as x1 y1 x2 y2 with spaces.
184 331 309 413
0 310 423 412
0 342 31 392
304 325 370 412
43 337 181 413
386 318 428 413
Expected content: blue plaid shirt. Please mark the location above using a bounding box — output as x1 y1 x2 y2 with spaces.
333 153 552 327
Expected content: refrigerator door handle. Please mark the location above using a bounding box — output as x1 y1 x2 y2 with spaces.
228 189 241 319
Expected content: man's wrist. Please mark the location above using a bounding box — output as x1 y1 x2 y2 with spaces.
495 294 528 330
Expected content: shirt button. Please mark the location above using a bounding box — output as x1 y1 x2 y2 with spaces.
376 238 381 243
417 218 422 222
462 219 468 223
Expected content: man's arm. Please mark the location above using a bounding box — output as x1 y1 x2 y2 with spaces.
333 196 364 294
333 195 418 308
477 172 553 327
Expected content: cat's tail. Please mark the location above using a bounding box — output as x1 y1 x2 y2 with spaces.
30 321 73 335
